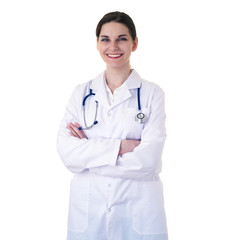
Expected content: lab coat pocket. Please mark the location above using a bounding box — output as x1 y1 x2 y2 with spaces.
68 180 89 232
123 108 150 139
132 181 167 235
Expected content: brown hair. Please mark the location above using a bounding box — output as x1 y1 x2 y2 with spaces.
96 11 137 41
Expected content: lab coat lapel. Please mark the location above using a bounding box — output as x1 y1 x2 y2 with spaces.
110 70 142 109
110 85 132 109
93 90 110 109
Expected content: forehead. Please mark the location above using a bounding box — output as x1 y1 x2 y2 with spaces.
100 22 130 36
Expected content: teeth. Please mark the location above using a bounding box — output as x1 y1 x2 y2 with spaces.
108 54 121 57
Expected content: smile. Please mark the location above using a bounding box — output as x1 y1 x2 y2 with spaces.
106 54 123 59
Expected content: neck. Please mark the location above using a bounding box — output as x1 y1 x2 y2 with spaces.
105 65 132 93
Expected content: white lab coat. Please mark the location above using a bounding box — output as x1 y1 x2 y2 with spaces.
57 70 168 240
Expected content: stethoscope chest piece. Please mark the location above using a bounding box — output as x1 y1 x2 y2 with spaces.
135 111 147 124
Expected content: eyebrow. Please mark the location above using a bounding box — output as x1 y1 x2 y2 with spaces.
99 34 128 38
118 34 128 37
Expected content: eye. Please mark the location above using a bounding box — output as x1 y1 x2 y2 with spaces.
118 37 127 41
101 38 109 42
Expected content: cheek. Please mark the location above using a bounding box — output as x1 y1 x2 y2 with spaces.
99 49 107 58
97 44 106 53
123 43 134 53
123 47 133 58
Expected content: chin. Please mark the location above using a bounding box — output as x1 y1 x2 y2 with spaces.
106 60 130 69
106 63 128 70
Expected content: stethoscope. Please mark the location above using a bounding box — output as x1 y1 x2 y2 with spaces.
78 87 147 130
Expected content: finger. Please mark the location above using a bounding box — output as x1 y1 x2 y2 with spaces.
69 129 78 138
69 122 82 138
70 132 78 138
75 122 87 139
71 122 86 139
68 123 80 138
69 122 86 139
135 140 141 147
68 126 79 138
68 122 87 139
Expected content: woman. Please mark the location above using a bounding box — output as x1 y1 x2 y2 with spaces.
57 11 168 240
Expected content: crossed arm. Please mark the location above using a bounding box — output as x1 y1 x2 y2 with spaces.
67 122 140 155
58 85 166 179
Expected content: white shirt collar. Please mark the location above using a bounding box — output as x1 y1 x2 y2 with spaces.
90 69 142 92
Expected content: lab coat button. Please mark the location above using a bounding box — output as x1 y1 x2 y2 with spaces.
108 208 111 212
108 111 112 117
108 184 111 188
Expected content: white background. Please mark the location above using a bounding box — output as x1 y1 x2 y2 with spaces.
0 0 239 239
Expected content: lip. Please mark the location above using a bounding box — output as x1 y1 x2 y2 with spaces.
106 53 124 59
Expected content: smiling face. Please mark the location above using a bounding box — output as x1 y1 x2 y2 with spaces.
97 22 138 70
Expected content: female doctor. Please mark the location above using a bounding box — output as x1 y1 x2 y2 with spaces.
57 11 168 240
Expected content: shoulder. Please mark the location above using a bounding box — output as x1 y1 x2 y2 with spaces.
66 72 103 106
72 71 104 95
141 78 165 99
71 80 92 97
133 69 164 96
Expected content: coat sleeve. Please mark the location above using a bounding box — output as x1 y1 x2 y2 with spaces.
89 86 167 180
57 86 121 173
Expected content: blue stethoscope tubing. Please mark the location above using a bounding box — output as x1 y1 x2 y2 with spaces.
78 89 99 130
135 87 147 124
78 87 147 131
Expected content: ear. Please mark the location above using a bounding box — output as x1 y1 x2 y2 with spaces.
132 37 138 52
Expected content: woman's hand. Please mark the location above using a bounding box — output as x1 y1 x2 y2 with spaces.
67 122 87 139
119 139 141 155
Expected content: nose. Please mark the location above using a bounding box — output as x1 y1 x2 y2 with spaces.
109 40 119 51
